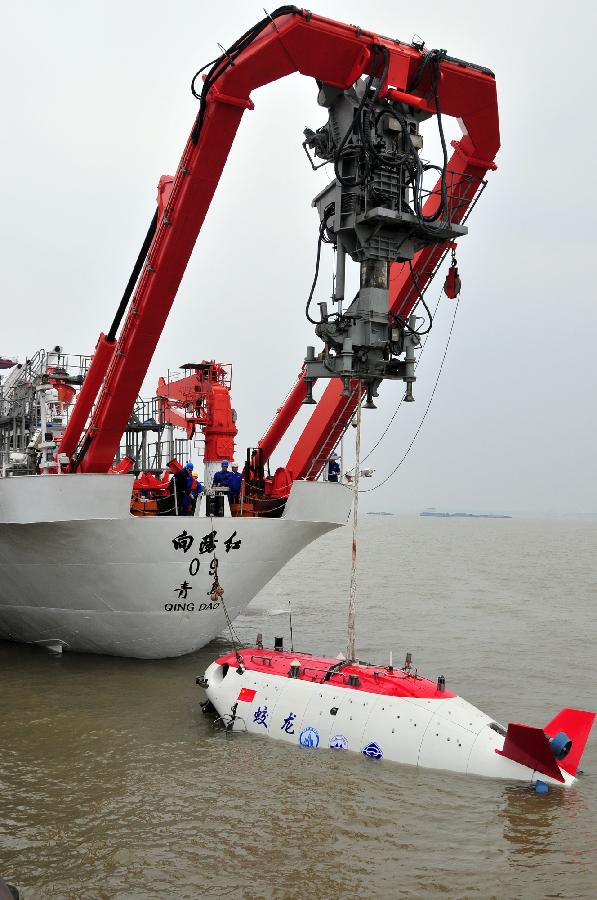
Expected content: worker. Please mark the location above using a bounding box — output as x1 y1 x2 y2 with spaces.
190 470 203 515
182 461 196 515
229 462 242 503
171 461 194 515
327 451 341 483
212 459 232 492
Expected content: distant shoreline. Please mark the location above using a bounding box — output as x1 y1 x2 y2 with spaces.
420 511 512 519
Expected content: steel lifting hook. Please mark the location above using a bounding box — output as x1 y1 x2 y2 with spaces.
443 247 461 299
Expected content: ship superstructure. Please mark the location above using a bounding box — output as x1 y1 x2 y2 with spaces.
0 348 87 478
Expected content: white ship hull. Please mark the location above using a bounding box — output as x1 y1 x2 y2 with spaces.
0 475 352 658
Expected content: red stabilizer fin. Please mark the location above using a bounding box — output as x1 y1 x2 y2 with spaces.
496 723 565 782
544 708 596 776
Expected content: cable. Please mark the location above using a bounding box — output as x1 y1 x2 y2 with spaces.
332 45 378 187
333 44 390 188
107 210 158 343
305 221 327 325
407 49 448 225
190 6 299 146
360 293 460 493
405 260 434 336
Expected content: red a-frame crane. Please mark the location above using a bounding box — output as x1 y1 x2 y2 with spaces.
58 6 499 482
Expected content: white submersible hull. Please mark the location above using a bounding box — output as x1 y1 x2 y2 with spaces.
0 476 352 658
202 647 595 787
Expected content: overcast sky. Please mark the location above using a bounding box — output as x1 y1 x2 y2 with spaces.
1 1 596 515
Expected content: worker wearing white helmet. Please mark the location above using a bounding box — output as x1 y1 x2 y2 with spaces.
229 462 242 503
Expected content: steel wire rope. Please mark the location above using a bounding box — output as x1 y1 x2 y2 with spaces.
208 512 245 648
359 292 461 493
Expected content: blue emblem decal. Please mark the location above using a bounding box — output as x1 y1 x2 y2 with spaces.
329 734 349 750
299 726 320 748
362 741 383 760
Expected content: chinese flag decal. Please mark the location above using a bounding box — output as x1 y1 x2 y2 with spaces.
237 687 257 702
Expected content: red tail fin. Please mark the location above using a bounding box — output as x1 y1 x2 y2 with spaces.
496 724 565 782
544 708 595 776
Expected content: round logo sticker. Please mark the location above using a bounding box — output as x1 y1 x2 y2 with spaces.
299 726 320 749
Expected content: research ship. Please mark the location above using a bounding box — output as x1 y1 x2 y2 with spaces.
0 352 352 658
1 8 500 658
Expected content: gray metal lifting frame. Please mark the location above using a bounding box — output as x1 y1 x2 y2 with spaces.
302 75 467 407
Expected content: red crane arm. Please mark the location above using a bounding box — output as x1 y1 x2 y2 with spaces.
65 8 371 473
58 6 498 476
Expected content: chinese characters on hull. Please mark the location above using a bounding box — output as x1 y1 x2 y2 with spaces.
168 527 242 613
281 713 296 734
253 706 268 728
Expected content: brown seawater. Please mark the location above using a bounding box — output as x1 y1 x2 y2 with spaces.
1 516 596 899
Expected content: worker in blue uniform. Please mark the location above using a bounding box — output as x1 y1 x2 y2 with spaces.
327 451 341 482
212 460 233 492
171 461 194 514
181 461 196 515
228 462 242 503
